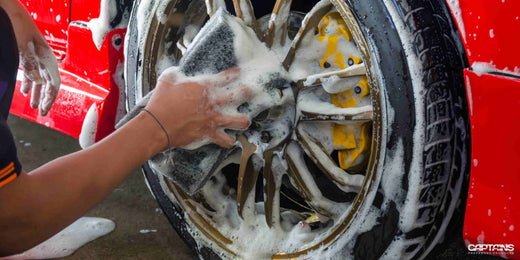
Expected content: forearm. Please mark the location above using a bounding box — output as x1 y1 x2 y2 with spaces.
0 0 31 30
1 0 43 49
0 112 166 255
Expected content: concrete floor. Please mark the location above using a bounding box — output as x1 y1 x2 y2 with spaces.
7 115 195 259
7 115 499 259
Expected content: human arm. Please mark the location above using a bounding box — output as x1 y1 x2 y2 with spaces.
0 68 250 255
0 0 60 116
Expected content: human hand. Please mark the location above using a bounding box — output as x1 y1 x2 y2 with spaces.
19 40 61 116
5 0 61 116
18 30 61 116
145 67 251 149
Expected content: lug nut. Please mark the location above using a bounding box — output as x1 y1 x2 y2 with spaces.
354 86 362 94
260 131 272 143
323 62 331 68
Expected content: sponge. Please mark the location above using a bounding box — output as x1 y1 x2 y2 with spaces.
118 9 292 196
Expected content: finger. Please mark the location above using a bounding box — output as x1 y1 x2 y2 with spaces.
40 68 60 100
237 84 254 99
157 66 179 84
39 82 59 116
21 76 32 96
30 83 42 109
210 67 240 87
213 92 234 106
27 70 44 85
213 85 253 105
40 67 52 83
211 130 236 148
216 115 250 130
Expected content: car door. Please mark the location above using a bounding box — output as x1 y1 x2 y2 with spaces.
21 0 70 61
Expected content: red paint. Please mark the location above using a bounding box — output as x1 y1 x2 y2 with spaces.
70 0 101 26
463 70 520 258
22 0 70 60
448 0 520 72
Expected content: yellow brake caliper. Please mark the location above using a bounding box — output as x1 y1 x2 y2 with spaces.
318 12 371 171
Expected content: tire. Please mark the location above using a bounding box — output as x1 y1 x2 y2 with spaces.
124 0 470 259
345 0 471 258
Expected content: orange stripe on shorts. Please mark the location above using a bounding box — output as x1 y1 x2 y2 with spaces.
0 162 14 179
0 173 17 189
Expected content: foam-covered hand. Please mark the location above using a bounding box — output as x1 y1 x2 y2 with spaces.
7 0 61 116
18 30 61 116
145 67 251 149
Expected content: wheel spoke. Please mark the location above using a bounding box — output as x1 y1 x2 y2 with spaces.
299 103 373 122
232 0 256 26
237 135 259 218
285 142 342 218
263 149 281 227
173 2 207 54
263 0 293 48
206 0 227 16
296 126 363 193
297 63 367 88
282 0 333 69
330 0 371 62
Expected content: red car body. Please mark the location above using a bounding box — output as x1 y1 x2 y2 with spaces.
446 0 520 256
9 0 520 257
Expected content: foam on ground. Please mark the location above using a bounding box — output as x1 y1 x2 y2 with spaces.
1 217 114 260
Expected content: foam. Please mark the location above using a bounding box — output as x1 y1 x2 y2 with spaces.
155 0 171 24
79 104 99 149
465 75 473 116
297 88 372 118
472 61 520 78
2 217 114 260
89 0 118 50
113 61 127 124
446 0 467 43
236 0 255 25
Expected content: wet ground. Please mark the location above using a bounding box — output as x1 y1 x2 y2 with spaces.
7 115 500 259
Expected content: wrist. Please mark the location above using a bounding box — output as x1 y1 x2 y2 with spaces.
131 112 169 156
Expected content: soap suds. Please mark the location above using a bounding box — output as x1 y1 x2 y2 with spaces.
2 217 114 260
89 0 130 50
472 61 520 78
446 0 467 43
465 75 473 116
113 61 127 123
79 104 99 149
139 229 158 233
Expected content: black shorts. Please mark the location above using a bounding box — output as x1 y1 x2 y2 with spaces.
0 6 22 188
